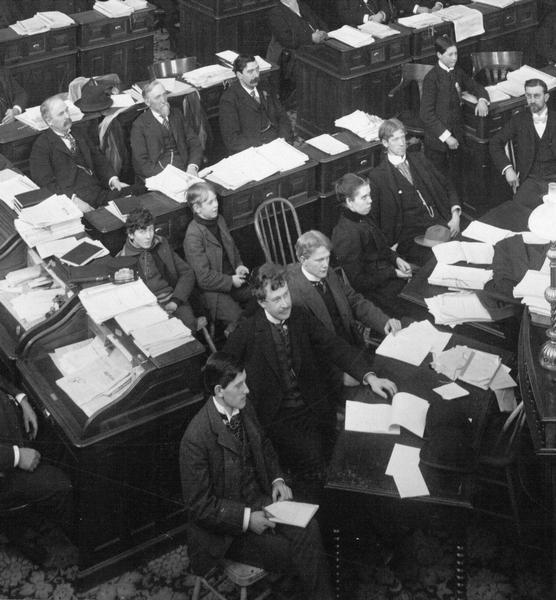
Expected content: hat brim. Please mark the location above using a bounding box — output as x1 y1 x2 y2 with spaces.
414 234 447 248
74 97 113 112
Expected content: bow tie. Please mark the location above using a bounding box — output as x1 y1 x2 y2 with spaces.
222 412 243 442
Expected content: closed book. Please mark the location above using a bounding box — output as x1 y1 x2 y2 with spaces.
60 241 103 267
15 188 52 210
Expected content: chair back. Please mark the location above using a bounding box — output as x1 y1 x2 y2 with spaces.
254 197 302 265
488 402 527 460
149 57 198 79
471 51 523 85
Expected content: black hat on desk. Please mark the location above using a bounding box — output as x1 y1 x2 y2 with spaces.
75 78 113 113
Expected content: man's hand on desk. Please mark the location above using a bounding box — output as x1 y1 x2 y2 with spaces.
363 374 398 399
2 106 21 125
395 257 412 279
312 30 327 44
249 511 276 535
109 177 127 192
20 396 38 440
504 166 519 190
272 480 293 502
384 319 402 335
18 448 41 472
475 98 489 117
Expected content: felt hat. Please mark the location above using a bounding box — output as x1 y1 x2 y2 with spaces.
75 78 113 112
414 224 451 247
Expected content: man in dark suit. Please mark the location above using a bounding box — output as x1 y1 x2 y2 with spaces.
224 263 397 492
490 78 556 209
180 352 334 599
0 374 72 562
395 0 443 18
219 54 293 155
0 67 27 124
369 118 461 265
30 94 143 211
130 80 203 179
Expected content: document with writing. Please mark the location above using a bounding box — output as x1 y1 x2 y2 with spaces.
433 241 494 265
345 393 429 438
461 221 513 245
264 501 319 528
385 444 429 498
428 263 493 290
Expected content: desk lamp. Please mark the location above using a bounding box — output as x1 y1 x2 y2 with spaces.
528 184 556 371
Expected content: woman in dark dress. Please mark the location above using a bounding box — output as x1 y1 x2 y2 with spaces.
420 35 489 197
331 173 413 316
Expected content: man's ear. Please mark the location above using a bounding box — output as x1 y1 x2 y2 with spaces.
214 384 223 397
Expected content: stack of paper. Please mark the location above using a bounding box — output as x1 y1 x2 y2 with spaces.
256 138 309 171
358 21 400 38
435 6 484 42
335 110 383 141
36 11 75 28
10 288 63 324
10 16 50 35
215 50 272 71
485 86 512 103
145 164 203 203
386 444 429 498
131 317 194 356
376 320 451 366
345 393 429 437
397 13 442 28
428 263 493 290
4 265 42 287
183 64 234 88
328 25 374 47
425 292 493 327
264 501 319 528
431 345 503 388
115 304 169 334
0 172 39 211
433 241 494 265
58 238 109 267
94 0 133 17
52 337 110 377
120 0 148 9
15 101 83 131
78 279 158 324
151 78 195 95
461 221 514 245
513 269 550 316
471 0 514 7
506 65 556 91
306 134 350 155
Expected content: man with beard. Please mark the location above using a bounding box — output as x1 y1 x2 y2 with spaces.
219 54 293 155
130 79 203 179
490 78 556 209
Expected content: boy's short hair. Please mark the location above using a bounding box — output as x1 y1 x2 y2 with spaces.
378 118 406 142
186 181 217 210
295 230 332 260
202 351 244 395
250 263 287 301
125 207 154 234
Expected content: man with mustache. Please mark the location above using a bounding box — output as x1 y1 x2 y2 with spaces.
219 54 293 155
130 79 203 179
490 78 556 209
30 94 143 211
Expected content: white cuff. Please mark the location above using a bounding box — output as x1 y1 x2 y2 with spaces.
13 105 22 115
501 165 513 175
15 393 26 405
243 507 251 532
439 130 451 143
362 371 376 383
451 206 461 214
413 5 420 13
271 477 285 486
13 445 20 468
108 176 118 189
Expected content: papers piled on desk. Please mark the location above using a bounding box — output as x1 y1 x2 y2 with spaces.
334 110 383 141
10 16 50 36
327 25 374 48
131 317 195 357
428 263 493 290
484 86 512 103
35 11 75 28
52 336 111 377
435 6 484 42
202 139 309 190
432 240 494 265
94 0 133 17
216 50 272 71
484 65 556 99
425 291 493 327
115 304 169 334
358 21 400 38
15 101 83 131
461 220 514 245
471 0 515 8
145 164 203 203
386 444 429 498
0 171 39 211
14 194 85 248
78 279 157 324
120 0 148 9
306 134 350 155
10 288 63 323
182 64 234 88
376 320 451 366
397 13 442 28
513 269 550 316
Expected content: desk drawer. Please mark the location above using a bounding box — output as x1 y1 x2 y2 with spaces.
515 0 537 27
48 27 77 53
409 21 454 59
222 180 281 230
27 35 47 57
78 17 130 46
130 8 155 33
180 0 274 17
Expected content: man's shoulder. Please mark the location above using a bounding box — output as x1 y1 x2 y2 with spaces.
131 109 152 128
220 81 242 103
182 400 213 442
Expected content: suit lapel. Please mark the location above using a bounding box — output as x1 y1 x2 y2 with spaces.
208 400 242 456
255 311 282 381
295 267 334 330
327 271 351 331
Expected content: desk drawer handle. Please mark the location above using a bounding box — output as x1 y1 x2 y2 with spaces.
265 192 274 199
32 42 41 49
360 158 368 167
114 24 122 31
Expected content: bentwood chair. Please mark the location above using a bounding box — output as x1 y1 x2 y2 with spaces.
148 57 198 78
254 197 302 266
471 51 523 85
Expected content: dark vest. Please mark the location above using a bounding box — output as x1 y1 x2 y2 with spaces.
529 128 556 179
314 280 349 341
158 119 185 170
269 323 304 409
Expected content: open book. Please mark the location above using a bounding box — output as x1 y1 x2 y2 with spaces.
264 501 319 528
345 393 429 438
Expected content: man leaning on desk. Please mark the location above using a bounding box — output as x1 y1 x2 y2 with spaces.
30 93 144 212
130 79 203 179
218 54 293 155
0 67 27 125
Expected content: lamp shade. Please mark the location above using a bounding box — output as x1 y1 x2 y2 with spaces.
528 197 556 242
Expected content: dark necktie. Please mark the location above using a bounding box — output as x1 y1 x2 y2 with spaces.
251 90 260 104
162 117 170 130
64 132 77 155
313 279 327 294
223 412 244 442
396 160 413 185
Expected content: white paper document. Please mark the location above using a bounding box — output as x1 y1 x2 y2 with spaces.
433 382 469 400
335 110 383 142
306 134 350 155
264 501 319 528
115 304 169 334
386 444 429 498
462 221 514 245
425 291 493 327
145 164 203 202
428 263 493 290
358 21 400 38
327 25 374 47
435 6 484 42
433 241 494 265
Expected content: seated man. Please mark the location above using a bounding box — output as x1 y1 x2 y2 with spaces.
118 208 203 332
0 374 72 562
130 79 203 179
180 352 334 599
30 94 144 210
0 67 27 124
219 54 293 155
369 118 460 265
395 0 443 18
287 230 402 343
224 263 397 496
490 78 556 210
184 181 251 336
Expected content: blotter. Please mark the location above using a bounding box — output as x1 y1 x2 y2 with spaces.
264 501 319 528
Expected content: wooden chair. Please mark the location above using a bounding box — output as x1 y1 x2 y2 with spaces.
254 198 302 265
192 560 272 600
148 57 198 78
387 63 434 138
473 401 528 538
471 51 523 85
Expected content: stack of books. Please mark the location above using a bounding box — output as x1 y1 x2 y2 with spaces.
145 165 203 203
328 25 374 48
93 0 134 18
335 110 383 141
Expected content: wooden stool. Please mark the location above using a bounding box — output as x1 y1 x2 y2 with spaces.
191 560 271 600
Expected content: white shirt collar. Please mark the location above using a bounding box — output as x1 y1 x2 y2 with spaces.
240 82 259 98
264 309 283 325
212 396 239 422
534 106 548 120
438 60 453 73
301 265 322 283
387 152 406 166
150 108 166 123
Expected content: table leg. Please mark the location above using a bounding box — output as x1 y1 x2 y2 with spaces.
333 527 341 600
455 541 466 600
